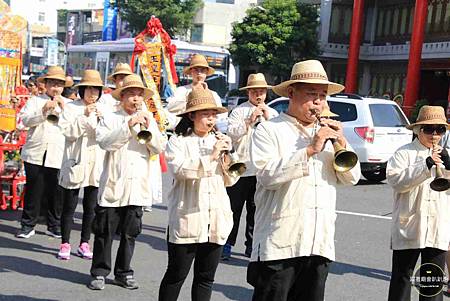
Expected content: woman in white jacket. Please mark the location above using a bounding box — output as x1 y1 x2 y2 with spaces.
57 70 106 260
387 105 450 301
158 87 238 301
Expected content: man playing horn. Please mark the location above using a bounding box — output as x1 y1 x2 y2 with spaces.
88 74 167 291
222 73 278 260
98 62 134 112
16 66 71 239
248 60 361 301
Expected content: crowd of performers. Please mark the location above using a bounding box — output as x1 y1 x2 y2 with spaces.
11 54 450 301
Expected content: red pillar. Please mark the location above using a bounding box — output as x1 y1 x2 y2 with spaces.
345 0 365 94
403 0 429 117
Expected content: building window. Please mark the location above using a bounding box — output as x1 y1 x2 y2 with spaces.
191 24 203 43
38 12 45 22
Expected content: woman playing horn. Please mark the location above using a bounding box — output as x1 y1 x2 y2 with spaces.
159 87 239 301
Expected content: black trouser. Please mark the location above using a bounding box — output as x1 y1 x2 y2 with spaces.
225 176 256 248
61 186 97 244
90 205 143 278
247 256 331 301
159 242 223 301
21 162 63 230
388 247 447 301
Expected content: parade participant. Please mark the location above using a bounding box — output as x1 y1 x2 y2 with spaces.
98 62 134 112
158 87 238 301
166 54 227 129
57 70 106 260
387 105 450 301
88 74 167 290
26 77 39 96
16 66 70 239
222 73 278 260
62 76 77 100
248 60 360 301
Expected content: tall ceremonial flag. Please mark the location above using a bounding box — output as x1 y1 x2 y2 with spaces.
130 16 179 172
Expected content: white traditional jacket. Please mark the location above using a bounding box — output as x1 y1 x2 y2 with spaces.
98 93 119 113
19 94 69 169
165 133 238 245
387 139 450 251
250 112 361 262
96 108 167 207
58 99 106 189
227 101 278 177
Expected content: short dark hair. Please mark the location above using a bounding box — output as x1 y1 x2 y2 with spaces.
175 115 195 136
62 87 77 98
78 86 102 100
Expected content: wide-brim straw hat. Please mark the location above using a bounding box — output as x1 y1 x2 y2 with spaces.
183 54 215 76
73 70 104 88
111 74 153 100
177 87 227 117
406 105 449 130
239 73 272 90
65 76 74 88
107 63 134 81
37 66 67 84
272 60 345 97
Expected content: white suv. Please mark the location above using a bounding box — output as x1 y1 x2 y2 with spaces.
268 94 413 182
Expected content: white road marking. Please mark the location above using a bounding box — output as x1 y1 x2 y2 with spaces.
336 210 392 220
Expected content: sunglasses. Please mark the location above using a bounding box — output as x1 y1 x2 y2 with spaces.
421 125 447 135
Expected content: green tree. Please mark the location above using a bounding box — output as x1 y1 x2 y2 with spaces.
120 0 203 37
229 0 320 81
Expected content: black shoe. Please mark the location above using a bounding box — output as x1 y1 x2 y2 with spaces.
16 227 35 239
46 228 62 238
244 246 252 258
113 275 139 290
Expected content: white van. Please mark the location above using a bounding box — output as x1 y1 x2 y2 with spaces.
268 94 413 182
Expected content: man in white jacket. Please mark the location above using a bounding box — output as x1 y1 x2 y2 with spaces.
222 73 278 259
88 74 167 291
248 60 361 301
17 66 70 239
387 105 450 301
98 62 134 112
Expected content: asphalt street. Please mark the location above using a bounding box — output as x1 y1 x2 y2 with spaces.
0 175 449 301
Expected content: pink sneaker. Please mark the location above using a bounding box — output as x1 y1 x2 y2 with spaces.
57 243 71 260
77 242 93 259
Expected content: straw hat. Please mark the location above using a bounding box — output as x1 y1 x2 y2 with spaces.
183 54 215 76
177 88 228 117
111 74 153 100
320 103 339 118
37 66 67 83
272 60 345 97
406 105 449 130
239 73 272 90
65 76 74 88
107 63 134 81
74 70 104 88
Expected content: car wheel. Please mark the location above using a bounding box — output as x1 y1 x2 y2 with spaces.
362 169 386 182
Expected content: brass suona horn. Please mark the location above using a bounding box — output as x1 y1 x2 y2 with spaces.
211 128 247 177
135 103 152 145
314 109 358 173
46 95 61 123
430 140 450 191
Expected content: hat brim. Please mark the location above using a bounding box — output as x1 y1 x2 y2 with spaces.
406 120 450 130
107 70 134 81
183 65 215 76
177 104 228 117
73 81 105 89
239 85 272 91
272 79 345 97
37 75 67 84
111 85 154 101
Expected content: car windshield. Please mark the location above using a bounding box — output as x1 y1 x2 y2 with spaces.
369 104 408 127
328 101 357 122
270 100 289 114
